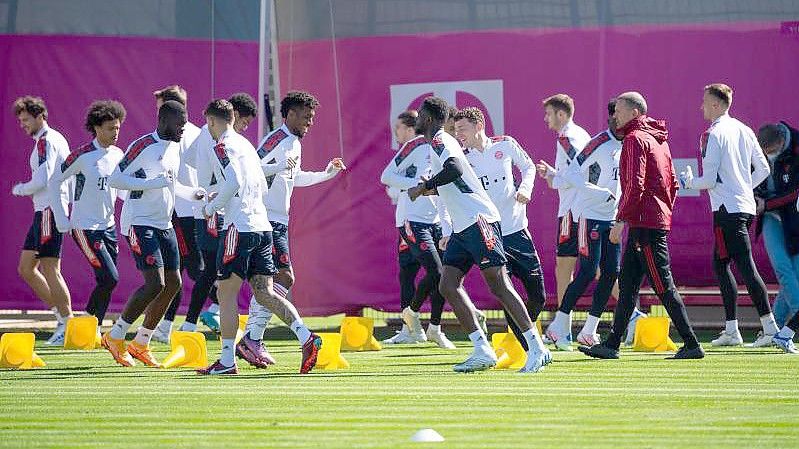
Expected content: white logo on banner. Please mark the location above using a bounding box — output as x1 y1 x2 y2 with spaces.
389 80 504 149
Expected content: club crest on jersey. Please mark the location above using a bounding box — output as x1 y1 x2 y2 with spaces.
258 129 289 159
494 150 504 159
214 143 230 167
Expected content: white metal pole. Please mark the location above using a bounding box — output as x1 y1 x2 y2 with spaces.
257 0 268 142
269 0 281 127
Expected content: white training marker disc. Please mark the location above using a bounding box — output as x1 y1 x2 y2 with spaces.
411 428 445 443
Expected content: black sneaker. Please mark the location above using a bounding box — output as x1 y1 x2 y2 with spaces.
578 344 619 359
667 346 705 359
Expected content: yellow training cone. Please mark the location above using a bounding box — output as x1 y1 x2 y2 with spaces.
234 314 249 344
64 316 99 350
491 332 508 358
493 330 526 369
31 352 46 367
340 317 382 351
162 331 208 369
0 332 36 369
315 333 349 370
633 317 678 352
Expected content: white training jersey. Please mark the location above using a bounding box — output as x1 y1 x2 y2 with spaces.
689 113 770 215
174 121 202 217
205 129 271 233
184 124 224 219
17 123 71 213
255 124 339 225
465 135 535 236
110 131 181 232
380 135 440 227
552 120 591 218
428 129 500 233
553 130 621 222
50 138 124 231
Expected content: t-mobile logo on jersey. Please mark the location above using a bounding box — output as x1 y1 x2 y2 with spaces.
389 80 505 149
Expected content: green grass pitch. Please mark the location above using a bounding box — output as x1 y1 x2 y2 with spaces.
1 327 797 448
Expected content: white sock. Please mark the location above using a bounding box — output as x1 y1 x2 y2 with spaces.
51 307 63 324
109 317 132 340
157 319 172 334
133 327 154 346
428 323 441 334
220 338 235 366
468 329 491 351
246 295 273 340
582 315 600 335
180 322 197 332
554 311 571 335
522 328 545 353
761 314 779 335
777 326 796 339
725 319 739 334
290 319 312 344
207 303 220 314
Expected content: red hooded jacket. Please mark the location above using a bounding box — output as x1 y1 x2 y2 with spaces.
616 115 679 230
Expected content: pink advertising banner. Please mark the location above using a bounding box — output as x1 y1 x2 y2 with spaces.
1 21 798 316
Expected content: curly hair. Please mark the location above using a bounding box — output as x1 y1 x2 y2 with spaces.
453 107 484 125
420 96 450 122
280 91 319 118
228 93 257 118
85 100 127 135
13 96 48 120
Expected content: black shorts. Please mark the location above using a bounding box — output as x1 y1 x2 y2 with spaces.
125 225 180 271
443 217 506 273
399 221 442 260
217 226 277 281
270 221 291 270
397 237 418 269
172 215 197 258
23 208 63 258
713 206 754 261
556 213 579 257
195 214 223 252
503 228 543 278
72 227 119 282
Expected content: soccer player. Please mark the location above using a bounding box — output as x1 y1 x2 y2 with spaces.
196 99 321 375
180 93 258 335
453 107 547 352
537 100 622 350
540 95 590 319
102 100 193 367
580 91 703 360
152 86 204 343
679 83 775 347
49 100 127 339
380 110 455 348
408 96 551 373
236 91 345 366
11 96 73 345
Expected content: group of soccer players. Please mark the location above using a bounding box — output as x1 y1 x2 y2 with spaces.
11 81 799 376
380 84 799 371
11 87 345 374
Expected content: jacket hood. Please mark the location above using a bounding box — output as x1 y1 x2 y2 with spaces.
620 115 668 144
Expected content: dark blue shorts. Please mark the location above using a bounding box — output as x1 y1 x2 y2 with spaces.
270 221 291 270
503 228 543 278
443 218 506 272
72 227 119 283
125 225 180 271
557 214 579 257
195 215 223 252
217 227 277 281
399 221 442 260
23 209 63 258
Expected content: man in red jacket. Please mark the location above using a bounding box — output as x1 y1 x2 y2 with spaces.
579 91 704 360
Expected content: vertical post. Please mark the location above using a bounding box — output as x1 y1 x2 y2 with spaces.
257 0 268 143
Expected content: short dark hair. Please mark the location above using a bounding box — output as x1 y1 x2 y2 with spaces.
13 96 48 120
758 123 784 150
607 99 616 116
453 107 484 125
280 91 319 118
420 96 450 122
397 110 418 128
228 93 257 118
204 99 234 123
159 100 186 122
542 94 574 117
85 100 127 135
154 85 187 106
704 83 733 107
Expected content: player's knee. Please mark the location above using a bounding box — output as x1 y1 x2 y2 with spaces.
712 258 728 275
438 277 459 300
17 262 33 279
